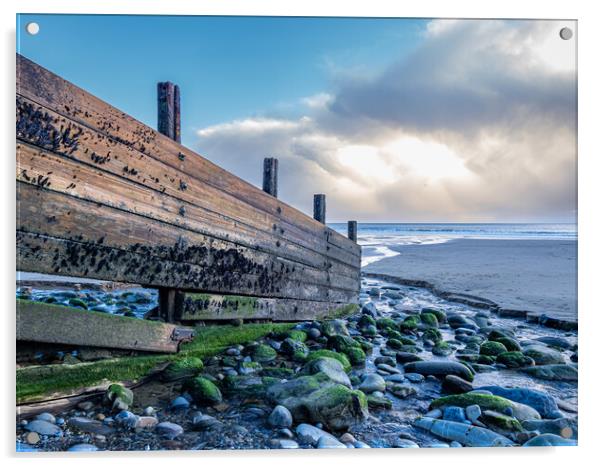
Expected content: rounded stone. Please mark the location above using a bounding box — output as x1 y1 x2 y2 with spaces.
268 405 293 428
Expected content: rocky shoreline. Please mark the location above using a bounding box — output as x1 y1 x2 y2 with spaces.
16 277 578 451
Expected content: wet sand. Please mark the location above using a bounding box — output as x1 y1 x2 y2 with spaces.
363 239 577 322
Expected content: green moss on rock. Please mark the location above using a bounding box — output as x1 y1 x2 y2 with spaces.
162 357 204 381
346 347 367 366
420 312 439 328
68 298 88 310
252 344 277 363
422 327 443 343
496 351 534 368
286 330 308 342
494 337 521 352
186 376 222 405
306 350 351 372
480 341 508 356
430 393 513 412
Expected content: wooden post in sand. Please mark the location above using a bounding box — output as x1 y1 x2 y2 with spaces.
314 194 326 224
348 221 358 243
157 81 184 322
262 157 278 197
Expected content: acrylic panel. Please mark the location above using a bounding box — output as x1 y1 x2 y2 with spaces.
16 15 577 452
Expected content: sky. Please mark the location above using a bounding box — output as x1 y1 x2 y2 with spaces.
17 15 577 223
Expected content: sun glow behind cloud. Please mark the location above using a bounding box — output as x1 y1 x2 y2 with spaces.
195 19 576 222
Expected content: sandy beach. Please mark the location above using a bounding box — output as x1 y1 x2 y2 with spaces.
363 239 577 322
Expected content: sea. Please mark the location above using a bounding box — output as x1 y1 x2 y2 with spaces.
329 223 577 267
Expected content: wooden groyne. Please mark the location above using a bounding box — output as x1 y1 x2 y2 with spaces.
16 53 361 351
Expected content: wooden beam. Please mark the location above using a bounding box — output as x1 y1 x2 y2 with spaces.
313 194 326 224
16 300 189 353
16 55 360 261
180 293 358 322
262 157 278 197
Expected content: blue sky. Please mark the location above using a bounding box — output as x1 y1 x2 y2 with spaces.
17 16 576 222
17 14 426 147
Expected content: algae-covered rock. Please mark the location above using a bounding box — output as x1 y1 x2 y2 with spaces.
422 328 443 344
520 364 577 381
300 357 351 388
222 375 270 396
420 312 439 328
477 355 497 365
494 337 521 352
252 344 277 363
260 366 295 379
404 361 474 382
281 338 309 358
431 392 540 422
104 383 134 411
358 314 376 328
321 319 349 337
367 393 392 410
421 308 447 323
346 347 367 366
286 330 308 342
376 318 397 331
306 350 351 372
267 374 329 403
480 410 524 434
496 352 534 368
162 357 204 381
400 315 420 333
328 335 361 353
480 341 507 357
432 341 453 357
294 384 369 430
522 346 565 365
186 376 223 405
68 298 88 310
430 393 514 412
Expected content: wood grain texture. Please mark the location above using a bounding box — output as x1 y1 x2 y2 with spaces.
17 300 182 353
16 55 360 260
15 54 360 312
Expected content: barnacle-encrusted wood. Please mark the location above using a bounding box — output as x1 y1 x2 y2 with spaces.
16 54 361 320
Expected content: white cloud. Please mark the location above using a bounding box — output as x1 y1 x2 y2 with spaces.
195 19 576 223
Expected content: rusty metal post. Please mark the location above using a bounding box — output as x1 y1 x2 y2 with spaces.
262 157 278 197
347 220 358 242
157 81 184 322
313 194 326 224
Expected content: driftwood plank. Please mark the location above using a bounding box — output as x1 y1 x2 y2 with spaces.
16 55 360 260
16 300 182 353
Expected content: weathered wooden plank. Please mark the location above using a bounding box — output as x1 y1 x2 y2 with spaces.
17 231 358 304
179 293 358 322
16 299 184 353
16 181 359 295
15 95 360 271
16 55 360 260
15 140 359 280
